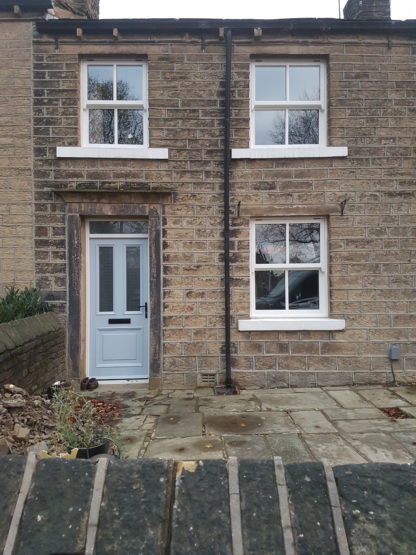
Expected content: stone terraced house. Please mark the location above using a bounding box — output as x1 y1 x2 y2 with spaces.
0 0 415 389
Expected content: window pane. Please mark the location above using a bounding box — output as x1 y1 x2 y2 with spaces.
89 109 114 144
289 66 320 101
289 223 320 263
90 221 148 234
99 247 113 312
255 224 286 264
118 110 144 145
255 271 286 310
288 270 319 310
255 110 285 145
288 110 319 145
255 66 286 101
126 246 141 311
88 65 113 100
117 65 143 101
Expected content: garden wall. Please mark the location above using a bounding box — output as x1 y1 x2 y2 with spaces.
0 313 66 394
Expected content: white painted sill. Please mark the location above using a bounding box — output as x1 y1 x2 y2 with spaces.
231 146 348 159
56 146 169 159
238 318 346 331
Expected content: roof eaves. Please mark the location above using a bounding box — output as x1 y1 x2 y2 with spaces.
36 17 416 36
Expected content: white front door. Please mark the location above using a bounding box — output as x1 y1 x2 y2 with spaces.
88 236 149 380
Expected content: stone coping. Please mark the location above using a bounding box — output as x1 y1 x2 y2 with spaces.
0 456 415 554
0 313 61 353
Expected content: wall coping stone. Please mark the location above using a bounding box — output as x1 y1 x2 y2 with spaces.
0 313 62 354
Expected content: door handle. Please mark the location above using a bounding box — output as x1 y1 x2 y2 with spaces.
139 302 148 318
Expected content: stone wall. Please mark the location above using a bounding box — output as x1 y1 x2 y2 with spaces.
0 18 35 295
31 25 416 388
0 313 66 393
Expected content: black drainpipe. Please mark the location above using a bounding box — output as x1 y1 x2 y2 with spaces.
222 28 234 391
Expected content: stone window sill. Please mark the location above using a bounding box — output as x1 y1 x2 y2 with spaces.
231 146 348 159
56 146 169 160
238 318 346 331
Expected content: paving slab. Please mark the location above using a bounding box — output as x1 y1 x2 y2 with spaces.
14 459 95 555
343 432 415 463
335 463 416 554
256 392 338 411
402 406 416 418
285 463 338 555
322 407 385 421
198 395 260 413
326 389 372 408
391 431 416 457
194 388 215 397
171 460 232 554
97 459 169 554
334 418 416 434
154 414 203 438
246 388 294 395
267 434 314 464
303 434 366 465
357 388 410 407
223 435 272 459
390 386 416 404
239 460 284 553
204 412 297 436
0 456 26 552
290 411 338 434
168 399 197 413
119 415 146 431
119 431 147 458
170 390 195 399
142 404 169 415
145 437 224 460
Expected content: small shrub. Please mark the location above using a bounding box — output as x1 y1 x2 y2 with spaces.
0 286 51 324
52 389 116 450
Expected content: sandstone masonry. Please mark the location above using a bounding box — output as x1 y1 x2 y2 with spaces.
0 2 415 389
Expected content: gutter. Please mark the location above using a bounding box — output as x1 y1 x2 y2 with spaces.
36 18 416 35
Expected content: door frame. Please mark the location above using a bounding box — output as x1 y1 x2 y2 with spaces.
60 192 167 390
86 223 150 383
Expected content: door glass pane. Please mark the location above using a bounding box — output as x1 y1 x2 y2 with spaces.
99 247 113 312
255 224 286 264
118 109 144 145
89 109 115 144
255 110 285 145
90 221 148 234
289 223 320 263
255 66 286 101
288 270 319 310
126 246 140 311
288 110 319 145
117 65 143 100
87 65 113 100
255 270 285 310
289 66 320 101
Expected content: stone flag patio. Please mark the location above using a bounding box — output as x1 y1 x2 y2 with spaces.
90 385 416 464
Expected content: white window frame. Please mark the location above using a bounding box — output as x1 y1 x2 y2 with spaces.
80 60 149 148
250 218 328 319
250 59 327 149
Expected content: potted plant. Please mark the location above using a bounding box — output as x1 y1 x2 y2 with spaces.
52 388 118 459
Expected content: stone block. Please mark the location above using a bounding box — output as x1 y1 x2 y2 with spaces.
97 459 170 553
14 459 95 554
285 463 338 554
171 460 232 554
335 463 416 554
239 460 284 553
